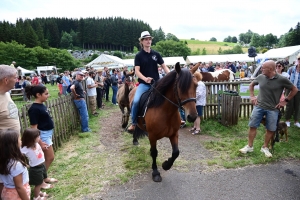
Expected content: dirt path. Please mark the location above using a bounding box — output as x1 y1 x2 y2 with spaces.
95 107 219 198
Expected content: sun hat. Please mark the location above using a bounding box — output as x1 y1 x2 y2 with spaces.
297 53 300 59
139 31 154 41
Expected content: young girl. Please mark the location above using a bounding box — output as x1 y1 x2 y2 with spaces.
25 85 58 189
189 72 206 135
21 128 49 200
0 129 31 200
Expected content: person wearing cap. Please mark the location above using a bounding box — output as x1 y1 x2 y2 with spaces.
10 61 16 68
285 54 300 128
71 71 91 132
127 31 170 132
95 69 105 109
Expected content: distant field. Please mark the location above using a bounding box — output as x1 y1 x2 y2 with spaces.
181 39 248 55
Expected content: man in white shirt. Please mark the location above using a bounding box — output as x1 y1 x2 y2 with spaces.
86 71 98 116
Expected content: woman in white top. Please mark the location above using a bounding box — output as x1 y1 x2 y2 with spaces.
276 61 290 79
189 72 206 135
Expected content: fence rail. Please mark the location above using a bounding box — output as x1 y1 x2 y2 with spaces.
18 95 79 151
203 81 253 120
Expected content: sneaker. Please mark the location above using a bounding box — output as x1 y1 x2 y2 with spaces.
239 145 253 154
285 121 290 127
294 122 300 128
260 147 272 158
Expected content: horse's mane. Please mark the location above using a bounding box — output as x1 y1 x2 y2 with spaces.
148 69 192 108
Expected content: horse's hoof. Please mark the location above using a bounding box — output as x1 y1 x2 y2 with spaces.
162 161 172 171
122 123 127 128
133 141 139 145
152 174 162 182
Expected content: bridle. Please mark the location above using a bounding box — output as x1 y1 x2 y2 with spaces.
150 75 196 109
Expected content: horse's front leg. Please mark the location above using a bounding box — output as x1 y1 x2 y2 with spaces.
162 133 179 171
150 140 162 182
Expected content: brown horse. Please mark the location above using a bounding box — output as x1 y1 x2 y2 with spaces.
117 71 135 128
128 62 198 182
201 69 235 82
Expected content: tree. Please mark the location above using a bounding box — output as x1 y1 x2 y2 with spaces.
113 51 123 59
202 48 207 55
223 36 232 42
231 36 237 43
165 33 179 42
152 27 165 45
218 47 222 54
191 48 201 55
232 45 243 54
209 37 217 42
152 40 191 59
60 31 73 49
250 33 261 47
239 30 253 44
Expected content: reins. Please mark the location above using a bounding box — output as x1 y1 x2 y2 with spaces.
149 75 196 109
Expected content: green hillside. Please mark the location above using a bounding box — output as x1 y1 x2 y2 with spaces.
181 39 247 55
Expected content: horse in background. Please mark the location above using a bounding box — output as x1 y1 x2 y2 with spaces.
128 62 198 182
201 69 235 82
117 71 135 128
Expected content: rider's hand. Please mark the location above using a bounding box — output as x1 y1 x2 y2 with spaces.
145 77 153 84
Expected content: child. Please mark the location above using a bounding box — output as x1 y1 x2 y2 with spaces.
0 129 31 200
25 85 58 189
21 128 50 200
189 72 206 135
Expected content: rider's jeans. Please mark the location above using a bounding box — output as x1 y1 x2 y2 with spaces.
131 83 151 124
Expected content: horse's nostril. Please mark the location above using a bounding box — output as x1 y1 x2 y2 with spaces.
187 115 197 123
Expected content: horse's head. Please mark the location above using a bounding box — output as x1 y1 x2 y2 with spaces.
174 62 198 123
125 71 135 90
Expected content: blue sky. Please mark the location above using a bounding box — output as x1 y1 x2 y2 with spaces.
1 0 300 41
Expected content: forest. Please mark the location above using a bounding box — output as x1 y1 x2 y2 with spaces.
0 17 153 51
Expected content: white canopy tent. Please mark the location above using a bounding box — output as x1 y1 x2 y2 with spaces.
122 59 134 67
263 45 300 63
86 54 125 68
162 57 186 66
186 54 263 64
16 66 35 76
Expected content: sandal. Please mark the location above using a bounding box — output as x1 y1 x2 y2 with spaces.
41 183 53 190
192 129 201 135
189 127 196 132
33 196 46 200
40 192 49 197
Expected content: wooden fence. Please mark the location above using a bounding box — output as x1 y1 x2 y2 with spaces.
18 95 79 151
203 81 254 120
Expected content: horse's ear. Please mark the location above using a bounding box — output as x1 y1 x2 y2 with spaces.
175 62 181 74
190 62 200 74
126 71 135 77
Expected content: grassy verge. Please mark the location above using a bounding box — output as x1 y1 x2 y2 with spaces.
197 118 300 169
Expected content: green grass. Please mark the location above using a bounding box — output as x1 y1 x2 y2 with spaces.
182 39 248 55
197 118 300 168
12 84 61 109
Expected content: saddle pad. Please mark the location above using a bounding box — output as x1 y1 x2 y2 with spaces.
137 90 152 118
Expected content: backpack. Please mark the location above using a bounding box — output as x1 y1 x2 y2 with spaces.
66 81 73 93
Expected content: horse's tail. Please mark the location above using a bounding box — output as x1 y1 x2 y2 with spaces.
133 125 148 139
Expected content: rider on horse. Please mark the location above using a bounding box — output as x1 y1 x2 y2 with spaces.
127 31 170 132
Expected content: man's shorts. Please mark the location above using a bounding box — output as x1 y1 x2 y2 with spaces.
29 163 47 186
248 106 279 131
40 129 53 146
196 105 204 117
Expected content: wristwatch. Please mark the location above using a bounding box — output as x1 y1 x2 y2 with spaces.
284 98 289 102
